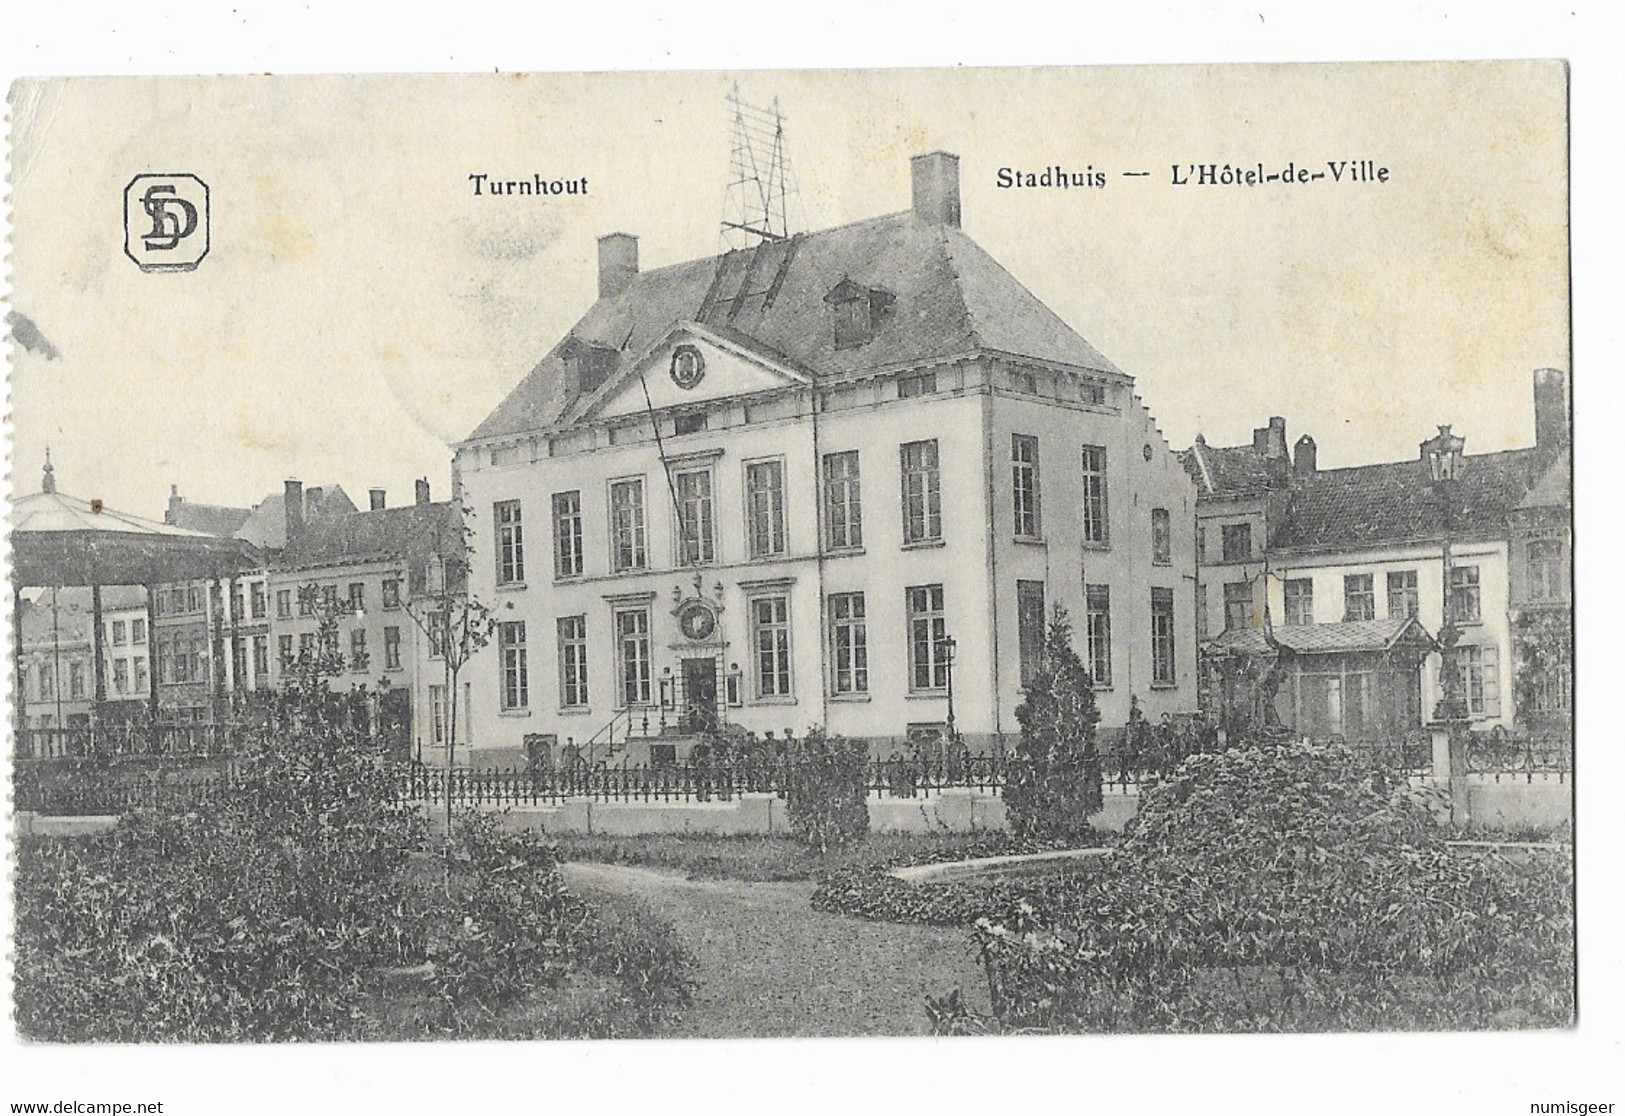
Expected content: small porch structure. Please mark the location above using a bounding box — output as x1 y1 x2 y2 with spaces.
1205 617 1438 741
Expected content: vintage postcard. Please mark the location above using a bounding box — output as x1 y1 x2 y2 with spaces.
6 61 1574 1065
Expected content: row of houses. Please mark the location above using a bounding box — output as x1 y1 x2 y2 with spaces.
1185 375 1571 742
17 474 464 762
16 149 1572 766
446 150 1572 766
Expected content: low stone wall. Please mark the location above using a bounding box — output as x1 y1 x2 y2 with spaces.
14 812 121 838
26 773 1568 841
470 793 786 837
1457 774 1571 832
459 786 1145 837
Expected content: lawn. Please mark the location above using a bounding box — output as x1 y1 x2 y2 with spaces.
549 830 1085 882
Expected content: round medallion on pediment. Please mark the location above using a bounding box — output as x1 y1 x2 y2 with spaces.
670 345 706 389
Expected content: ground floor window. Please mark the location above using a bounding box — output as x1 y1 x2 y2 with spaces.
906 584 947 691
498 621 528 710
615 608 651 706
1016 580 1046 688
828 592 868 695
429 684 446 745
558 615 588 707
1460 644 1501 718
751 596 792 698
1284 654 1423 739
1151 588 1176 685
1085 584 1112 687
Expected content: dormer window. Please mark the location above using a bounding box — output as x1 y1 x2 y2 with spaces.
824 279 895 350
563 338 619 394
580 346 616 392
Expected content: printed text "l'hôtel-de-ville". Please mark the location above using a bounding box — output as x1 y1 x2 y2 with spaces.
1171 160 1390 186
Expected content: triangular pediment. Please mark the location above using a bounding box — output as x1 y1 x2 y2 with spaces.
566 323 812 424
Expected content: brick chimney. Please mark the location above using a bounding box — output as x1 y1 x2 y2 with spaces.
415 478 431 505
1293 434 1318 476
166 484 183 525
597 233 639 300
911 151 961 228
304 486 323 523
369 487 387 511
284 479 304 539
1533 367 1569 456
1251 416 1288 458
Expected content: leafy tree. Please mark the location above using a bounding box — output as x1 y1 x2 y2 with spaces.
1006 605 1103 840
1512 610 1573 731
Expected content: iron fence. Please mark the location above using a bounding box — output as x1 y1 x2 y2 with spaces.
14 723 245 760
402 754 1013 807
1464 725 1572 782
14 758 250 816
17 726 1571 816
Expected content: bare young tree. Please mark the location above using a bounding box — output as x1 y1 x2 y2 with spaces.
396 505 496 840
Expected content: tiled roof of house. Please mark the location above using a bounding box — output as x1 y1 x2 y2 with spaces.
275 501 466 594
1181 437 1275 495
468 211 1126 443
18 585 148 645
235 486 359 550
1274 448 1540 552
1207 616 1437 657
166 499 251 538
1516 452 1570 512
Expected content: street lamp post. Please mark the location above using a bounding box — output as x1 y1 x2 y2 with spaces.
938 634 958 742
1423 425 1468 722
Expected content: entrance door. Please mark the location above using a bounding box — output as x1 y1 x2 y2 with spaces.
682 657 718 733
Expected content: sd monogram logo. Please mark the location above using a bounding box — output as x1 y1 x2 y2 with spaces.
124 174 210 272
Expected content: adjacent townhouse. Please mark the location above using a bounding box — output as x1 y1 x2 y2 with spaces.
17 585 148 730
156 480 355 719
266 480 464 763
1184 369 1570 739
455 151 1199 767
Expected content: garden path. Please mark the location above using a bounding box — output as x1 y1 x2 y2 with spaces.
560 861 991 1038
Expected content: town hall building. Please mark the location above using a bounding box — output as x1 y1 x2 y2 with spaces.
455 152 1199 766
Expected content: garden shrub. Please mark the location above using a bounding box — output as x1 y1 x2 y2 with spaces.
13 647 694 1041
1004 606 1103 841
960 741 1575 1033
388 813 695 1039
783 727 870 852
812 864 1101 927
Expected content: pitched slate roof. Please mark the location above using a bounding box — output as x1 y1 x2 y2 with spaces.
166 499 251 538
1274 448 1540 552
1180 437 1275 495
235 486 359 550
275 501 466 593
468 212 1125 443
18 585 149 646
1208 617 1437 657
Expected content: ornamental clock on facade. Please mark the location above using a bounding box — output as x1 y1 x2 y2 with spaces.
678 600 717 641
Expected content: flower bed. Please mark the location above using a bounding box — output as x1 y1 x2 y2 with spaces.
936 742 1574 1034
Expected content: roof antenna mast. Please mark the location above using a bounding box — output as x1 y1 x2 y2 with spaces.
721 83 803 250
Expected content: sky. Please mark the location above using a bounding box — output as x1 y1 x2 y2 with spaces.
6 62 1568 520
